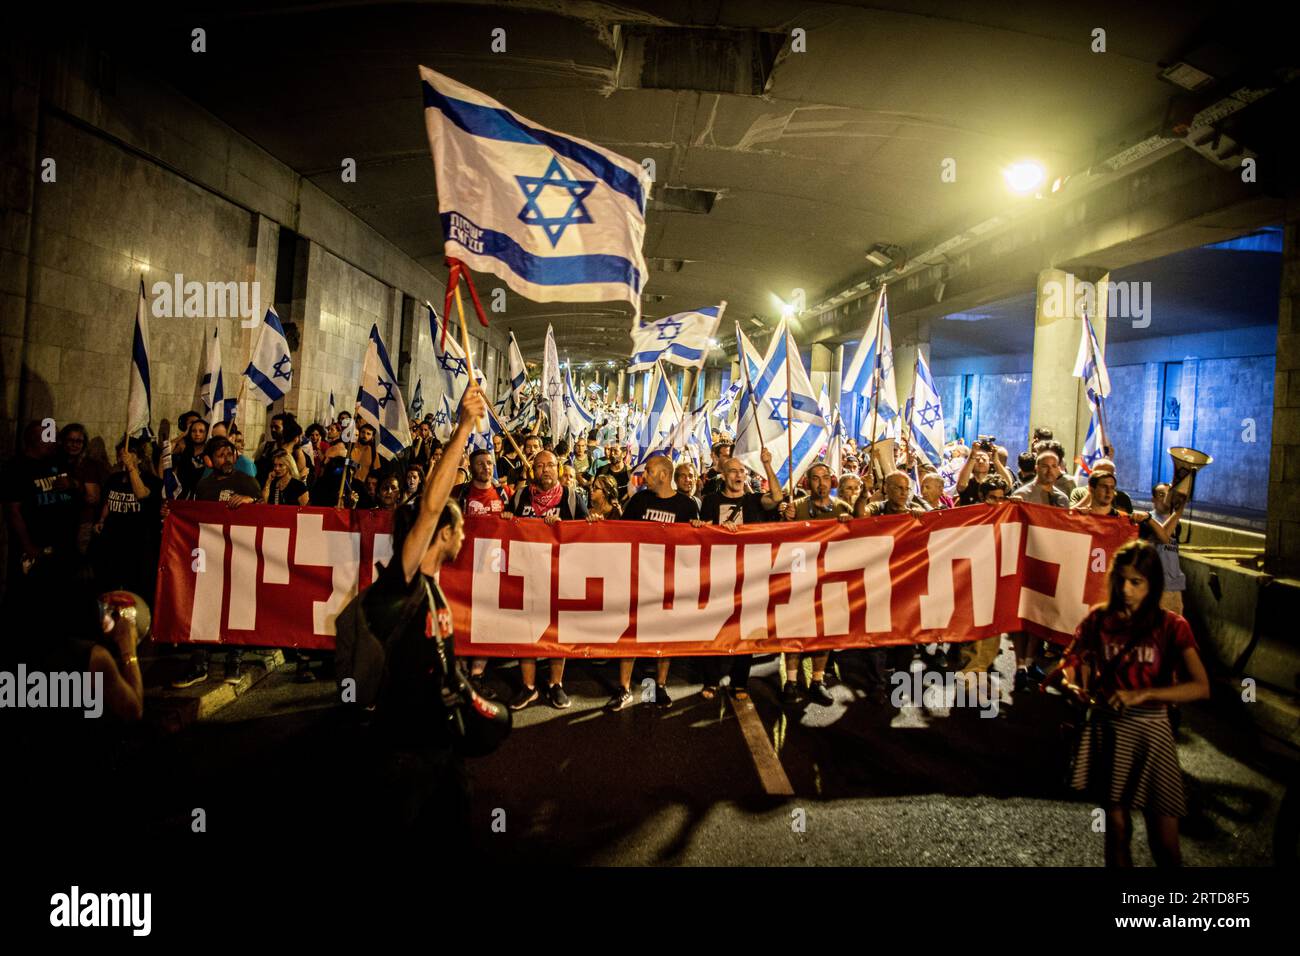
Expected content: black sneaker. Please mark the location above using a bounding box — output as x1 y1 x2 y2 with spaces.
605 688 633 712
548 683 571 709
295 660 316 683
653 683 672 708
171 661 208 689
781 680 800 706
224 656 244 685
1014 668 1029 693
509 685 539 711
808 680 834 706
469 673 497 701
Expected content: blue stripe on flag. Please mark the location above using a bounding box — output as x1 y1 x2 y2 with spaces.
440 212 642 291
132 325 151 402
423 82 646 211
244 363 285 404
629 342 707 367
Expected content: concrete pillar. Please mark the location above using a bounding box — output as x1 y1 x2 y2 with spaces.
809 343 833 404
831 344 845 410
616 368 626 403
893 320 932 414
1267 189 1300 576
1028 267 1109 461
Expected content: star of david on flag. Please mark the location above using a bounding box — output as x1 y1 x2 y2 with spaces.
516 157 595 247
733 318 828 489
244 307 293 408
905 350 945 467
421 66 652 319
628 304 724 372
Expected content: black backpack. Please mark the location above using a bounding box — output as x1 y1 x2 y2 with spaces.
333 569 424 711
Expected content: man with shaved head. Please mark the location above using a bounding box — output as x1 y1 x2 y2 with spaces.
606 454 700 712
503 448 587 710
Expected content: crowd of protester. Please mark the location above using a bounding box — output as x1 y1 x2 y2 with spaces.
0 395 1206 865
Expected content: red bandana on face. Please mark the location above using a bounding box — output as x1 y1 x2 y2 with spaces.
530 483 564 514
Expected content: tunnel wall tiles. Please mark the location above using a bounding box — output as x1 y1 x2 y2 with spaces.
1185 355 1275 511
24 115 259 444
932 372 1029 452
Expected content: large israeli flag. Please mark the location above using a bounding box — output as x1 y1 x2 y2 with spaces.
126 280 152 439
357 324 410 460
841 288 899 445
734 319 828 490
421 66 652 319
906 350 945 467
628 304 723 372
244 307 293 407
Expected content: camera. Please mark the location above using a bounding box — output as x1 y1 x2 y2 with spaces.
976 435 997 451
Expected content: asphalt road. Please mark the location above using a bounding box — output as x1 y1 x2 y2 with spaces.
62 644 1287 867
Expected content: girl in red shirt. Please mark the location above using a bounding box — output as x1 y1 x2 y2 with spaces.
1052 540 1210 866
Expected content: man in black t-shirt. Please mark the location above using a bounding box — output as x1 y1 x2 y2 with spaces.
595 444 632 500
607 455 699 712
692 449 783 698
359 385 488 845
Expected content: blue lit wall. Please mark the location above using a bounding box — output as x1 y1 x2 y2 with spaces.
932 372 1031 448
930 325 1276 520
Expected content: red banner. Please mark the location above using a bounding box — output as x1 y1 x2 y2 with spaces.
155 500 1135 655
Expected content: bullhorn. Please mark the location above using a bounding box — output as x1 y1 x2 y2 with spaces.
1168 446 1212 508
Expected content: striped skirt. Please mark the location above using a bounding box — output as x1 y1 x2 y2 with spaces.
1069 703 1187 817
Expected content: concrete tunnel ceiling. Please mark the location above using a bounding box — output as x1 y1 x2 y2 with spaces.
94 0 1291 365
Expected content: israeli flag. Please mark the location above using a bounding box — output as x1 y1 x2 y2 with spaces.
1079 403 1106 472
631 364 682 473
711 380 742 424
734 320 828 490
841 288 899 445
628 304 723 372
429 393 456 442
1072 310 1111 402
244 307 293 407
906 350 945 467
126 280 152 439
200 327 226 421
327 391 336 424
421 66 652 319
826 406 845 478
542 324 567 442
564 367 596 437
410 377 425 418
357 324 410 460
507 331 528 411
160 442 181 501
